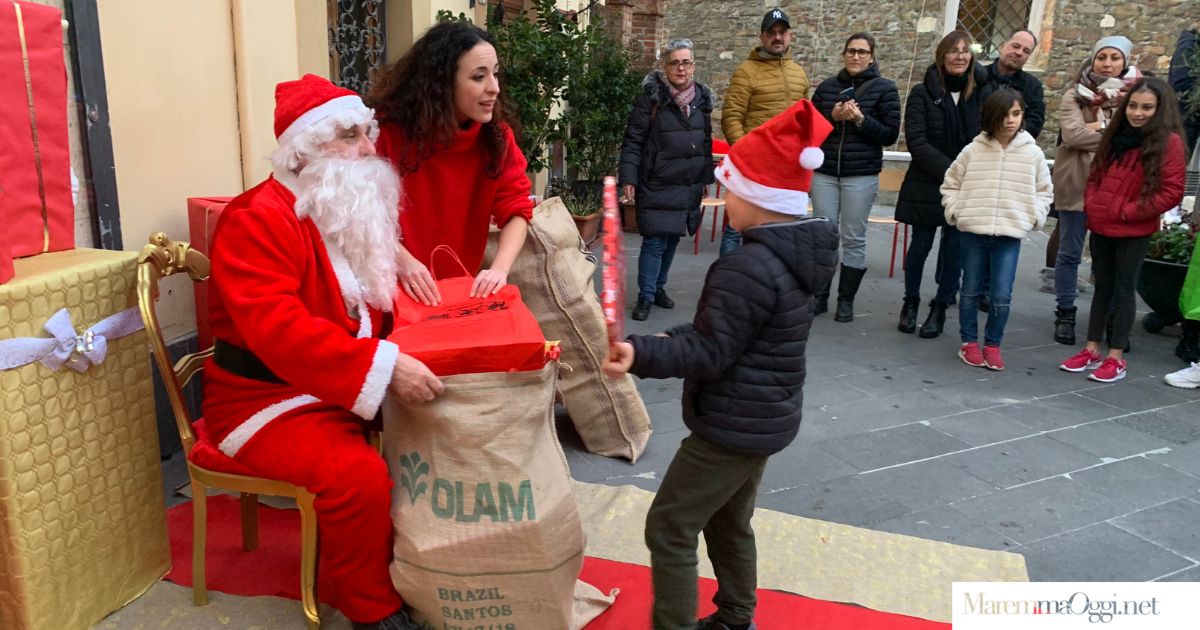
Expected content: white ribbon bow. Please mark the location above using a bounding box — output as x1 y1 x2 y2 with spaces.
0 307 145 373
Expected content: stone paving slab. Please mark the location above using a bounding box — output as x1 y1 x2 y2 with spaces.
1112 498 1200 561
870 505 1020 551
1019 523 1195 582
949 476 1128 545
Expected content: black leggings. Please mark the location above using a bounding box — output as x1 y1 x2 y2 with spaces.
1086 233 1151 350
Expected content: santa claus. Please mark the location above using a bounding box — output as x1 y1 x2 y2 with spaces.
204 74 439 630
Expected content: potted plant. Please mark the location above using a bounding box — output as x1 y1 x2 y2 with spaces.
546 177 602 243
1139 202 1197 333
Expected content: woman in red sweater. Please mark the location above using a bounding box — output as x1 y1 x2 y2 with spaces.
1059 77 1187 382
367 22 533 306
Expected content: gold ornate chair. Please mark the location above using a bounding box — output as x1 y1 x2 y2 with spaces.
137 232 321 629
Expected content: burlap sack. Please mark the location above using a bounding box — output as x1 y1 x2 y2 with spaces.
484 198 651 462
383 363 614 630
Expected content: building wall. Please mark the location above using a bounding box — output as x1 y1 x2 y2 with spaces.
664 0 1195 155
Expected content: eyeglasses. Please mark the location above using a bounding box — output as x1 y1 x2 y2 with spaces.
665 59 695 69
947 49 972 58
844 48 872 58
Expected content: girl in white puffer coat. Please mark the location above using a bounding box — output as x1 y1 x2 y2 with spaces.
942 88 1053 370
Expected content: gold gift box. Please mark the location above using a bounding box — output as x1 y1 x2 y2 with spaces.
0 249 169 630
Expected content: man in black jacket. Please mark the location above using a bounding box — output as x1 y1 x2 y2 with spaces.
984 30 1045 139
1169 25 1199 154
604 100 837 630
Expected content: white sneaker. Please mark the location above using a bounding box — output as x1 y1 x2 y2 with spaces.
1165 363 1200 389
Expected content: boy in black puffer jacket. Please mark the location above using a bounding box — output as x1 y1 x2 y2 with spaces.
604 100 837 630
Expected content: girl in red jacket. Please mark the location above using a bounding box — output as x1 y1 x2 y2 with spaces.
1059 77 1187 382
367 22 533 306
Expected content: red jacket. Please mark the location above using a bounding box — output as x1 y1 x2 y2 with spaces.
375 122 534 275
1084 133 1186 238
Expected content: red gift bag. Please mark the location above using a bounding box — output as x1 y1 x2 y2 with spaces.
387 247 548 376
187 196 234 349
0 1 73 258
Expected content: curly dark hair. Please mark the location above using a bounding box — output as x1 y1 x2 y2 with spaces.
1091 77 1185 197
366 22 516 178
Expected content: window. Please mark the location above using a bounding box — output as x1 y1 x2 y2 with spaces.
943 0 1047 63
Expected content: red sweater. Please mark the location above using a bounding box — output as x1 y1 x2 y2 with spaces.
376 122 534 275
1084 133 1186 238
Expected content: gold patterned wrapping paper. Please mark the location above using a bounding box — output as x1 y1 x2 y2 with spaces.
0 249 169 630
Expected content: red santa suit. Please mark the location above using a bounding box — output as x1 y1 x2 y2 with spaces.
375 121 533 274
202 76 404 624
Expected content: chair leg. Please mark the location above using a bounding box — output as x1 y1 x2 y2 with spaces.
694 206 704 255
192 480 209 607
241 493 259 551
297 489 321 629
902 224 910 270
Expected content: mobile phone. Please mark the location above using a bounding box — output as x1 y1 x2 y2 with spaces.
838 86 855 101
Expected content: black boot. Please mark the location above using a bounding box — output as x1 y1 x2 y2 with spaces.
814 274 832 315
654 288 675 309
1054 306 1077 345
918 300 948 338
897 296 921 334
834 265 866 323
1177 320 1200 363
632 297 652 321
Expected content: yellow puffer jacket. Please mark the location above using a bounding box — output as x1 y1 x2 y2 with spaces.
720 46 811 143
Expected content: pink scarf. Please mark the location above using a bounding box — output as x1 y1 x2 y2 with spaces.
1075 66 1142 108
670 81 696 118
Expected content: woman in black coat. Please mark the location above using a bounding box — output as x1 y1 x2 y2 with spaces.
811 32 902 322
895 30 987 338
619 38 715 321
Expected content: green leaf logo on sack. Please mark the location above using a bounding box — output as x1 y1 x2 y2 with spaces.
400 451 430 505
399 451 537 522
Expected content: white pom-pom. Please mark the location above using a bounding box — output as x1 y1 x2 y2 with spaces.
799 147 824 170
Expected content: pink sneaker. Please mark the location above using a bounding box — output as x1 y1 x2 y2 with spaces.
1059 348 1102 372
959 342 985 367
983 345 1004 371
1088 357 1127 382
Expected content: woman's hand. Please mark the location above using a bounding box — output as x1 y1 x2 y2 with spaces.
831 101 849 121
471 268 508 298
397 247 442 306
622 184 636 203
602 341 635 377
845 101 865 125
1085 120 1104 132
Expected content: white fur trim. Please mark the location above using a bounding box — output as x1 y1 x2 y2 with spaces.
799 147 824 170
355 303 371 339
714 157 810 216
218 395 321 457
351 340 399 419
278 95 367 148
324 244 365 308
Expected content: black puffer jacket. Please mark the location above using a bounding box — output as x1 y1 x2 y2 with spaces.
618 72 715 237
979 61 1046 139
628 217 838 456
895 63 988 226
811 64 902 177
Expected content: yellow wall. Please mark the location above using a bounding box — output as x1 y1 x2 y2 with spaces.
98 0 243 338
387 0 473 62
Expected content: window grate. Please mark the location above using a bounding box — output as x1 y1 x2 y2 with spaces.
956 0 1031 60
328 0 387 95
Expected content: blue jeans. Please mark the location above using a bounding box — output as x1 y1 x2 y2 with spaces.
719 225 741 257
904 224 960 303
637 234 681 302
1053 211 1087 309
810 173 878 269
958 232 1020 346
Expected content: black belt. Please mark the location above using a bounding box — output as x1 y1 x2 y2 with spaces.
214 339 285 385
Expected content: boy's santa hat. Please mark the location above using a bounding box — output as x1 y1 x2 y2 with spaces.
273 74 374 149
715 99 833 216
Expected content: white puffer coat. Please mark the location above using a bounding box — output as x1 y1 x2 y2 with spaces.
941 130 1053 239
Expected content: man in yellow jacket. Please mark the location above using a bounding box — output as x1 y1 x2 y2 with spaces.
719 8 811 256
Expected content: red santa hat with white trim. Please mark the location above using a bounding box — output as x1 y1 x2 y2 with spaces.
715 99 834 216
273 74 375 149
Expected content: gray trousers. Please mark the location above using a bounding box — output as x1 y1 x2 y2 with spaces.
645 434 768 630
810 172 879 270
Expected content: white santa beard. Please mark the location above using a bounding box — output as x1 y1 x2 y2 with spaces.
294 156 401 312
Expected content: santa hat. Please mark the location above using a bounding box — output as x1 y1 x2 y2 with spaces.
715 100 833 216
274 74 373 149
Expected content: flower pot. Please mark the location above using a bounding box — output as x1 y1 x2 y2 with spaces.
572 212 602 245
1137 258 1188 333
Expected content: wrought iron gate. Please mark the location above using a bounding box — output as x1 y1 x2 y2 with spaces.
328 0 387 94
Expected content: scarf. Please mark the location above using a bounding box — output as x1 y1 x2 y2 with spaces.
943 71 968 94
756 47 786 61
1107 125 1143 164
670 80 696 118
1076 66 1142 108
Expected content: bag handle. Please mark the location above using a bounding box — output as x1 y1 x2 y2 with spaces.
428 245 472 280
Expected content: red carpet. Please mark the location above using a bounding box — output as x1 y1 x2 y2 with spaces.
166 496 948 629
